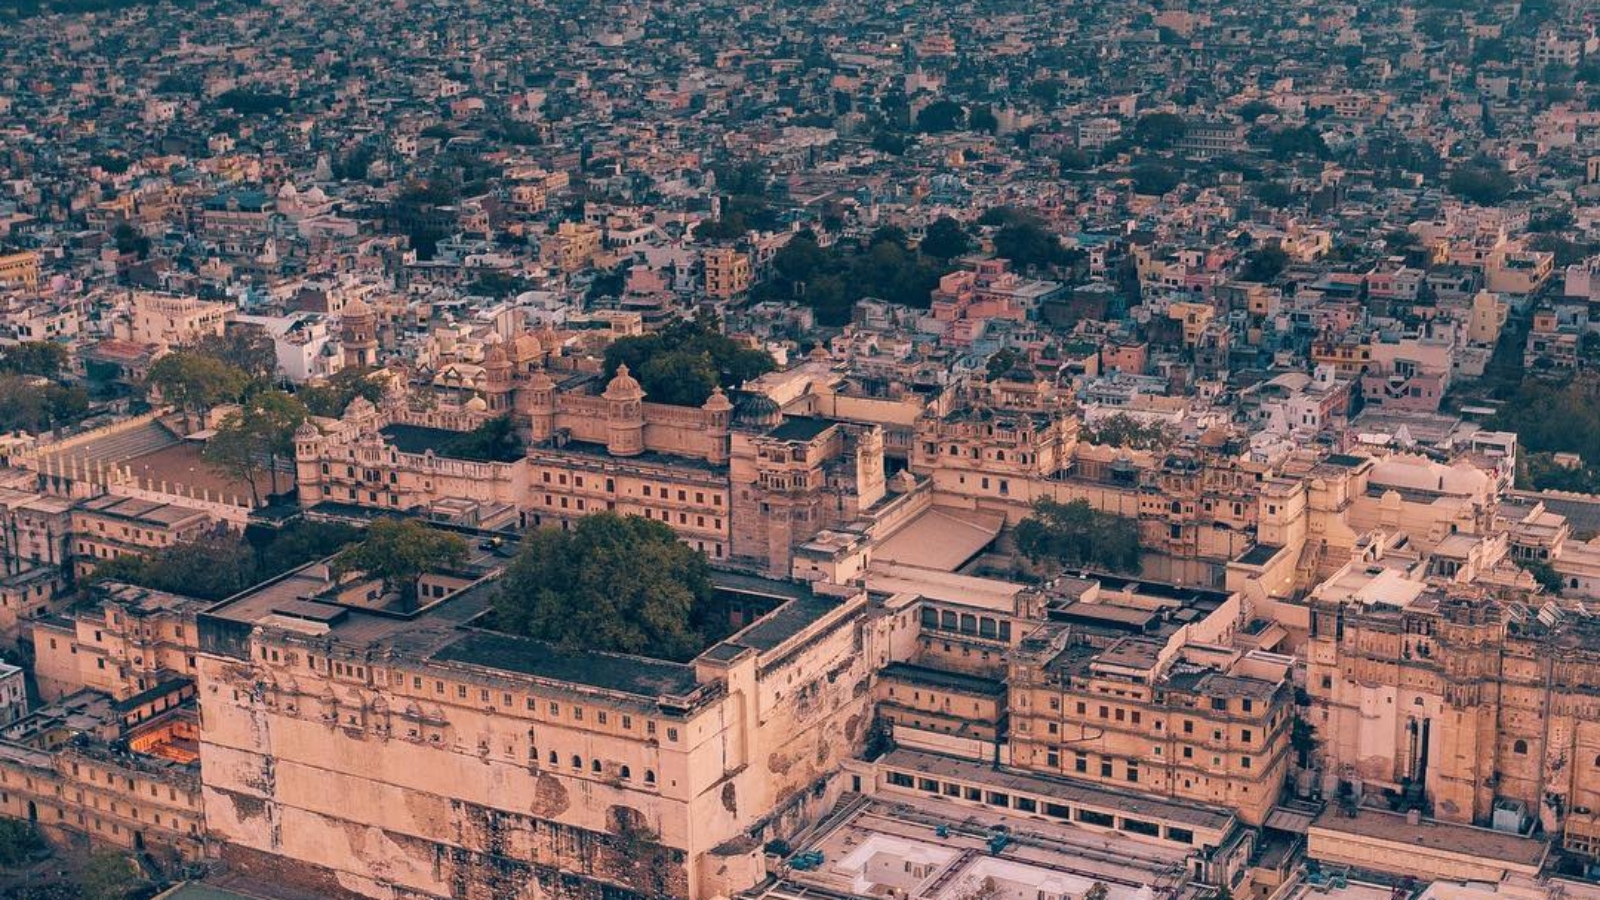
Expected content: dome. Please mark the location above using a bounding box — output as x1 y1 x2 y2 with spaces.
344 396 376 420
342 297 374 320
526 366 555 391
733 393 782 429
465 396 488 412
603 363 644 400
294 420 321 441
485 345 510 367
702 385 733 413
510 333 543 362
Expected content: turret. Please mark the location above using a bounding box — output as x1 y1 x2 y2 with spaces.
523 367 557 442
603 364 646 457
703 386 733 465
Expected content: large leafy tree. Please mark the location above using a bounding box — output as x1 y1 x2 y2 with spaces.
439 415 524 462
493 513 715 661
1132 112 1186 150
92 529 260 601
0 374 88 434
331 518 468 605
0 341 66 377
298 367 386 418
191 328 278 382
1014 499 1140 574
202 389 308 503
603 317 775 407
145 351 250 419
919 217 972 261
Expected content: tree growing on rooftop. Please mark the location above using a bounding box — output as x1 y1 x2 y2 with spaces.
331 518 468 606
603 317 775 407
492 513 716 661
297 367 386 418
438 415 524 463
1014 498 1140 574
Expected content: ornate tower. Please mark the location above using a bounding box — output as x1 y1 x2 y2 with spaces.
703 386 733 465
522 367 557 442
603 364 646 457
483 345 514 413
340 298 378 370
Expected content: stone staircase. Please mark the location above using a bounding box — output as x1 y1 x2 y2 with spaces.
46 419 180 470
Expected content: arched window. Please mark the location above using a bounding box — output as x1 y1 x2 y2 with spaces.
620 765 632 780
644 770 656 785
548 750 558 765
1513 740 1528 755
592 759 602 774
572 754 583 769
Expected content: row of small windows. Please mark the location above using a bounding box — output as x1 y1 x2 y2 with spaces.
538 472 722 507
258 647 684 742
535 750 656 785
881 770 1192 844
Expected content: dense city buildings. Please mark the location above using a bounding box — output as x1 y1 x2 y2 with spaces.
0 0 1597 898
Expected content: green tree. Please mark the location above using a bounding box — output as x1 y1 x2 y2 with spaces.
0 341 67 377
438 415 524 462
0 819 41 866
968 105 999 134
493 513 716 661
1254 181 1294 208
1448 159 1515 205
298 368 385 418
0 374 88 434
1130 164 1181 196
915 99 966 133
110 222 149 258
1082 414 1177 450
603 317 776 407
202 389 307 503
994 217 1072 270
920 217 972 260
1014 499 1141 574
331 518 468 605
1237 100 1276 123
191 328 278 381
91 528 259 602
1239 245 1290 282
78 850 142 900
203 413 269 506
1525 559 1564 595
1132 112 1186 150
145 352 250 421
986 348 1024 381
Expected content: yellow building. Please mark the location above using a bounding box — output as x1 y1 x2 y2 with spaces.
703 247 752 299
0 251 40 293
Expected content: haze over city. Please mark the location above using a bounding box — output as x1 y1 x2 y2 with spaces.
0 0 1596 899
